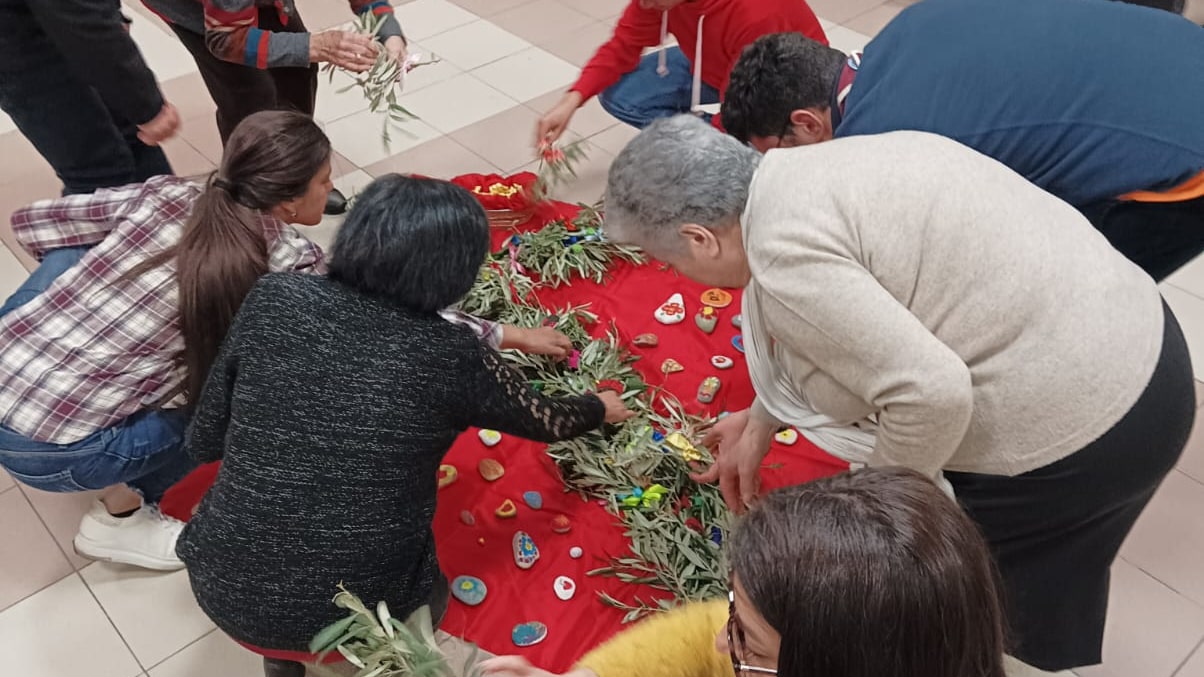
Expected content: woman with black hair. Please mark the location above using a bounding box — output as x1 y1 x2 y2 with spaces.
482 467 1008 677
176 174 636 674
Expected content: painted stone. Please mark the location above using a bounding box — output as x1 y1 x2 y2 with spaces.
459 510 476 526
479 458 504 482
523 491 543 510
511 622 548 648
700 288 734 309
553 576 576 601
711 355 734 370
695 307 718 334
732 335 745 354
550 514 572 534
661 358 684 375
569 546 583 559
478 429 502 447
775 428 799 446
478 537 486 546
665 432 702 462
697 376 721 404
495 499 517 519
451 576 487 606
632 333 659 348
654 293 686 325
437 464 458 489
732 314 743 328
513 531 540 569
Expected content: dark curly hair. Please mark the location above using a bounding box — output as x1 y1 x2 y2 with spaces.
723 33 846 143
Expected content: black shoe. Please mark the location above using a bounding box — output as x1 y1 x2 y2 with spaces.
263 657 306 677
324 188 348 216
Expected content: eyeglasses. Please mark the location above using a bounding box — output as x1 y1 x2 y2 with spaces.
728 589 778 675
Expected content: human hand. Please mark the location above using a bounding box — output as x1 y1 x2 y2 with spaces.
596 390 636 424
384 35 408 68
481 657 597 677
535 91 583 148
691 409 773 513
312 30 377 72
503 326 573 359
136 102 180 146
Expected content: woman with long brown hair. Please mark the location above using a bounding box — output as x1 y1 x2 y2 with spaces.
0 110 564 572
481 467 1007 677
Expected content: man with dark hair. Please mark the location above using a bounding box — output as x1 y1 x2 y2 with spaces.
0 0 179 195
723 0 1204 281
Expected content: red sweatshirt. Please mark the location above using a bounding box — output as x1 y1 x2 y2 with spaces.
571 0 827 127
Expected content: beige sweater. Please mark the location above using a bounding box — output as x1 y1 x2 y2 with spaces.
743 131 1164 477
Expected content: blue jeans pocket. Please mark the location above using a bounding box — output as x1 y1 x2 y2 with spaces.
5 466 92 492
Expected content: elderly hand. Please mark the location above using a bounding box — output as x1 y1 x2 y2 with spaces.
384 35 408 68
597 390 637 424
136 102 180 146
692 407 775 513
501 326 573 359
311 30 377 72
535 91 583 148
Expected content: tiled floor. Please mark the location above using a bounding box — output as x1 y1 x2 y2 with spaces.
0 1 1201 675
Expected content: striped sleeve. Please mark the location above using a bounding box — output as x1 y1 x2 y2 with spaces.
202 0 311 69
349 0 404 42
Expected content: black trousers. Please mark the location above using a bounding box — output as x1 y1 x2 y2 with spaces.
1082 195 1204 282
0 0 171 194
947 301 1195 671
169 8 317 145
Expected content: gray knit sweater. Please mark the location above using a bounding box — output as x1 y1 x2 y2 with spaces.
177 273 605 651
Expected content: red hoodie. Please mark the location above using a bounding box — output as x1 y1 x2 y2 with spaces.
571 0 827 128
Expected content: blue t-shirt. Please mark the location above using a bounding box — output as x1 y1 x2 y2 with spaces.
836 0 1204 206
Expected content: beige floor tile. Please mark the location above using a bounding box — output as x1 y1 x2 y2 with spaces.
1180 409 1204 485
825 25 874 55
330 151 361 181
148 629 263 677
537 20 613 68
324 109 442 167
158 73 217 123
21 485 102 570
842 0 908 36
526 92 619 140
0 468 14 494
0 129 55 188
0 574 142 677
178 114 224 166
402 43 469 94
423 20 532 71
1178 640 1204 677
365 135 497 180
162 138 217 180
0 107 15 136
1166 253 1204 302
293 0 361 31
393 0 479 41
807 0 890 25
450 105 543 173
448 0 532 17
490 0 595 46
0 241 27 302
585 122 638 157
1076 559 1204 677
1163 285 1204 381
0 490 74 612
1003 655 1074 676
400 73 517 135
314 71 372 126
471 47 577 103
81 563 215 668
1120 471 1204 607
558 0 629 22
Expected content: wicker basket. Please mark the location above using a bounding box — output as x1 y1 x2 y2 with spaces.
485 206 537 229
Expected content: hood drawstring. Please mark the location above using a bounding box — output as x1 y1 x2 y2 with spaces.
655 12 708 115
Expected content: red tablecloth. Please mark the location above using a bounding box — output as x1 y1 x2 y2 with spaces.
160 200 848 671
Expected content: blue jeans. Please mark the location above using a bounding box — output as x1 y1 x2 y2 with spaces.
0 247 194 502
0 0 172 195
598 47 721 130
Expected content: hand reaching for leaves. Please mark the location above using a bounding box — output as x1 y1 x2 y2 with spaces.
691 407 776 513
501 326 573 359
311 30 377 72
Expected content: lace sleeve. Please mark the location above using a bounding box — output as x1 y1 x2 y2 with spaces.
463 344 605 443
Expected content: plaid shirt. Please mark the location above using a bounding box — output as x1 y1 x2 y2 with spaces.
0 177 500 445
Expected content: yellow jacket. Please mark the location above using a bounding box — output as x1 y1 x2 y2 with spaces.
577 600 733 677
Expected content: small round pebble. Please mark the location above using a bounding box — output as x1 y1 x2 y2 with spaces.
569 546 583 559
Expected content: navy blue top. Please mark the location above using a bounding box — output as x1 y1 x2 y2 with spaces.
836 0 1204 206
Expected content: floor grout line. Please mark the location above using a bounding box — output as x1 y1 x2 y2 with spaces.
1173 635 1204 676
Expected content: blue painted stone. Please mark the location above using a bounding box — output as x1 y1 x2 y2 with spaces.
732 335 745 354
512 621 548 647
651 431 665 443
451 576 487 606
709 526 723 546
523 491 543 510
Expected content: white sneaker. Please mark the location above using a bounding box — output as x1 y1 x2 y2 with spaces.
73 501 186 571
